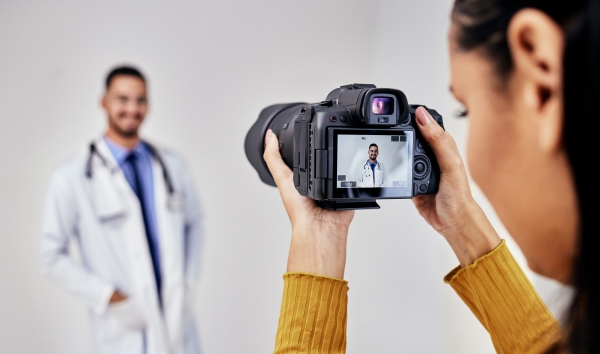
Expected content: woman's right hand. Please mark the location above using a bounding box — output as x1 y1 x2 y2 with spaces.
413 107 501 266
263 130 355 279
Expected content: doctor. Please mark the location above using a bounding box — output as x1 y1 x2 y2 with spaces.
357 143 386 187
39 66 203 354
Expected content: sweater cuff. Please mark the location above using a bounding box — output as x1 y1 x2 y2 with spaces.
444 240 562 353
274 273 348 354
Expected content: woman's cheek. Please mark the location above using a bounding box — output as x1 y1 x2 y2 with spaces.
466 119 492 188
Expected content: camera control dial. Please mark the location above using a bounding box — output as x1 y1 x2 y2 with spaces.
413 155 431 180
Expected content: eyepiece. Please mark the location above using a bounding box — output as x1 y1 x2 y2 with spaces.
372 97 394 115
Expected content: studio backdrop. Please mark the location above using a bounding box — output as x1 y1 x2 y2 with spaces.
0 1 569 353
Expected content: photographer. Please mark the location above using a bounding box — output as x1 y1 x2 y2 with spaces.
264 0 599 353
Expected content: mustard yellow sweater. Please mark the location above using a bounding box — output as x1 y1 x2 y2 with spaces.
274 240 563 354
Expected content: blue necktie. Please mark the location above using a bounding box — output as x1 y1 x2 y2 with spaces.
125 153 162 305
371 163 376 184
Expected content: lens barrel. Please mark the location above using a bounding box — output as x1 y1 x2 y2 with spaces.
244 102 306 186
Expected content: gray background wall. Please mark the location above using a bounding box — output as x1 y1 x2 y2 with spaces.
0 0 569 353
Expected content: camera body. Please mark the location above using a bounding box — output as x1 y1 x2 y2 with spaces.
245 84 444 210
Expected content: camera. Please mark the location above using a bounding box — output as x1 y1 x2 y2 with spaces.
245 84 444 210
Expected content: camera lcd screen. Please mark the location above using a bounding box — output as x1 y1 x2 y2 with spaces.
372 97 394 115
333 130 414 199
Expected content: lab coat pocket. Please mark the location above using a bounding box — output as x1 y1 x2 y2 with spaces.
104 296 147 339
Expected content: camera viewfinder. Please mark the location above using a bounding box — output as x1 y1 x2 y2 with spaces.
372 97 394 115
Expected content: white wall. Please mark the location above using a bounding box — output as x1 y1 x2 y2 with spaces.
0 1 568 353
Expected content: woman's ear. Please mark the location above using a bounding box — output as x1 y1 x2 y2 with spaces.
507 9 565 152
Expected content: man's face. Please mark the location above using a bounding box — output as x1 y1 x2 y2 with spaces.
368 146 379 161
102 75 148 137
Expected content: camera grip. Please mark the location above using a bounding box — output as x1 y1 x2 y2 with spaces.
411 106 444 196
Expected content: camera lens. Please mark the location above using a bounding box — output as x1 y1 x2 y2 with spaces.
245 102 306 186
372 97 393 115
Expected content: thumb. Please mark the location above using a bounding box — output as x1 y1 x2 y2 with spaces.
263 129 293 188
415 106 462 173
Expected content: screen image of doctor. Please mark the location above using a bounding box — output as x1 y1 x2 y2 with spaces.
39 66 203 354
357 143 386 187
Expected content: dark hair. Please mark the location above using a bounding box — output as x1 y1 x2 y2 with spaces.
105 65 146 89
452 0 600 352
369 143 379 150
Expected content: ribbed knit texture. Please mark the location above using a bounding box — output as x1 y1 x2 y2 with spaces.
274 273 348 354
274 241 563 353
444 239 563 353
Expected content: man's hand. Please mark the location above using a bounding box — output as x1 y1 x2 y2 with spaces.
109 290 128 304
263 130 355 279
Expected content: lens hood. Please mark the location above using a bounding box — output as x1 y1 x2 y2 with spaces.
244 102 305 186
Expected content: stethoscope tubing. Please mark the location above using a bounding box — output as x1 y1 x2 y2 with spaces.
363 161 381 178
85 142 175 197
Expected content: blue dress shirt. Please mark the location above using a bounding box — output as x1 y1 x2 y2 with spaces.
104 137 162 291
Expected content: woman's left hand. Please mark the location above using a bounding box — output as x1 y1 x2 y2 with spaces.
412 107 500 266
263 130 355 279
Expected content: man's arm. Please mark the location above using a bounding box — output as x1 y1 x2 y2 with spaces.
39 171 116 314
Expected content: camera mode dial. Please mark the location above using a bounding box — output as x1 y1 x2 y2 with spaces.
413 155 431 180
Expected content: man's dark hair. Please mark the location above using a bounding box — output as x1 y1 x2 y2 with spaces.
105 66 146 89
369 143 378 150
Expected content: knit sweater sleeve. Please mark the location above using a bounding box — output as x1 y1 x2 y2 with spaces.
444 239 564 353
274 273 348 354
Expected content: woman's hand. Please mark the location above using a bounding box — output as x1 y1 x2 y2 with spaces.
413 107 501 266
264 130 354 279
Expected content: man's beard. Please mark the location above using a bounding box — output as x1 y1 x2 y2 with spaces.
110 118 139 138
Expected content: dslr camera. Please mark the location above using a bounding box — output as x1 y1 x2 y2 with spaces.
245 84 444 210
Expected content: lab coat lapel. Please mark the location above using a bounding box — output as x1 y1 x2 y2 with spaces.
87 139 127 221
152 150 187 353
94 138 171 354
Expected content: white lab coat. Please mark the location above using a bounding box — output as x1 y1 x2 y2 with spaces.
357 161 386 187
39 138 203 354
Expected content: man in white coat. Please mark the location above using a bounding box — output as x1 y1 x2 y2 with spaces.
39 66 203 354
357 143 386 187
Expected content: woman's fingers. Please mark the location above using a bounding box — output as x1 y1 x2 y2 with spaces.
415 106 463 174
263 129 305 218
263 130 293 188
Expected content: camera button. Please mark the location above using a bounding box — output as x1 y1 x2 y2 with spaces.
340 115 347 123
413 155 431 180
419 184 428 193
329 115 337 123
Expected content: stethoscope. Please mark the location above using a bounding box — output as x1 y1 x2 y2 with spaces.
85 142 184 210
363 161 381 178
